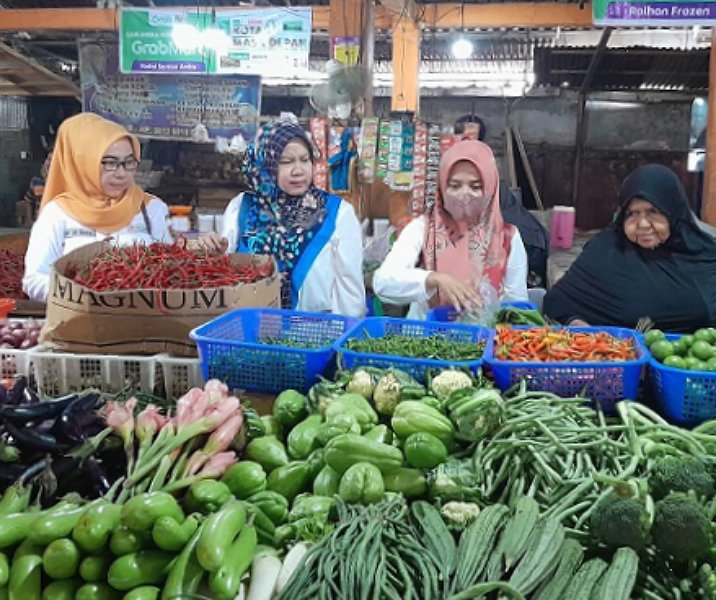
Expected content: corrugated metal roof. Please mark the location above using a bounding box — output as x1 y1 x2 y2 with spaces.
534 46 710 91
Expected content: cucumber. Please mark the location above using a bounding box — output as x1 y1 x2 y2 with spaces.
561 558 609 600
453 503 510 592
593 547 639 600
533 539 584 600
508 517 565 595
196 501 246 573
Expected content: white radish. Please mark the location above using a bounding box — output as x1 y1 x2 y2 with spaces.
246 554 282 600
234 582 246 600
275 542 310 594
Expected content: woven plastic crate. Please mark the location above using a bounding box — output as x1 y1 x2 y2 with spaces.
336 317 491 382
190 308 356 394
427 301 538 323
484 326 648 412
30 348 159 397
156 354 204 400
648 333 716 425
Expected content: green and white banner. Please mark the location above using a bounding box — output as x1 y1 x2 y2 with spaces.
594 0 716 25
119 7 312 75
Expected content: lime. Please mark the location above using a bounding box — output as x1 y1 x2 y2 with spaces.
707 328 716 344
649 340 675 362
672 339 689 356
690 340 714 361
694 329 712 343
687 359 707 371
706 357 716 372
644 329 666 348
682 334 695 348
663 355 686 370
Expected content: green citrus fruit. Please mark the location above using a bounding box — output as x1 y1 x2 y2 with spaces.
644 329 666 348
650 340 675 362
690 340 714 361
663 355 686 370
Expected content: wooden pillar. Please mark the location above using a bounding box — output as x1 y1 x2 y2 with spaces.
328 0 369 63
391 15 420 112
703 29 716 225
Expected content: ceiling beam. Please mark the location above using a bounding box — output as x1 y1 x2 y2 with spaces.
0 4 592 33
0 41 80 99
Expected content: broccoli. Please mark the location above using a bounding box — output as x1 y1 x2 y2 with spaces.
651 492 711 562
590 491 652 551
648 455 714 500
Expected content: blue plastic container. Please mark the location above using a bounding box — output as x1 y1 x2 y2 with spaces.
484 326 648 413
427 301 538 323
190 308 357 394
335 317 492 382
648 333 716 425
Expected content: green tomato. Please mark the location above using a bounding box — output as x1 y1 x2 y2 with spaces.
706 357 716 372
694 329 712 343
690 340 714 362
650 340 675 362
644 329 666 347
686 357 707 371
681 334 695 348
663 355 686 370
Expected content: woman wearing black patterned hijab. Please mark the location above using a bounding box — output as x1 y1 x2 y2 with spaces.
201 119 366 316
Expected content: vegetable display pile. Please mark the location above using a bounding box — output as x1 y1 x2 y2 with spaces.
345 334 485 361
0 318 42 351
0 250 26 300
646 327 716 371
66 240 273 291
494 325 638 362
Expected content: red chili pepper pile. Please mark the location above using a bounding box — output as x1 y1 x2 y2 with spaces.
67 240 273 292
495 325 638 362
0 250 27 299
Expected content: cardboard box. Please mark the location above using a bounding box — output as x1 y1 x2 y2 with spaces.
40 242 280 357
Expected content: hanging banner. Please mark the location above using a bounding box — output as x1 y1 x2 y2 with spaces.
593 0 716 24
80 42 260 141
119 7 312 75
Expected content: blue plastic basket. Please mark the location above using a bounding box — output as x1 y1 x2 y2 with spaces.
190 308 357 394
484 326 648 412
335 317 492 382
427 301 538 323
648 333 716 425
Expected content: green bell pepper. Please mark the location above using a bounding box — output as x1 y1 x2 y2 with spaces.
420 396 442 411
404 432 448 469
363 425 393 445
383 468 428 498
246 436 289 472
288 494 335 522
184 480 232 514
391 401 455 445
266 461 313 502
287 415 322 459
245 491 289 526
338 462 384 505
313 465 341 497
315 413 361 446
324 394 378 433
307 448 325 478
324 433 403 475
273 390 308 428
221 461 267 499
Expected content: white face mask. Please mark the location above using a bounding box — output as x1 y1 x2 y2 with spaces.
443 191 489 222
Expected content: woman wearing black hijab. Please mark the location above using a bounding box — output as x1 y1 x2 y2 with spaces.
543 164 716 332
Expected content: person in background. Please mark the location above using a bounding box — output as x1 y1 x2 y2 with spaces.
373 139 528 320
198 119 365 317
543 164 716 332
23 113 172 302
18 147 53 227
455 114 549 288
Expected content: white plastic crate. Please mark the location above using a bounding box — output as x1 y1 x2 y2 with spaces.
156 354 204 400
30 348 160 397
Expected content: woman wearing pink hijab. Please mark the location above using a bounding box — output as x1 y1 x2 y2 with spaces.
374 140 528 319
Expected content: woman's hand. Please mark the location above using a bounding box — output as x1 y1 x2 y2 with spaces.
426 272 480 313
196 232 229 255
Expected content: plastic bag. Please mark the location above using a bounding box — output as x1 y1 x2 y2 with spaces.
457 281 501 326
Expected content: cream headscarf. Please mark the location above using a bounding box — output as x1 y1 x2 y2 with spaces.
40 113 148 233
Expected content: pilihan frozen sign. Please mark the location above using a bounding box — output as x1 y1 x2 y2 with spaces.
119 7 312 75
593 0 716 24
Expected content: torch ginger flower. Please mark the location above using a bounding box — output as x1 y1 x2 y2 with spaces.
184 411 244 476
103 397 137 446
198 451 236 478
135 404 167 444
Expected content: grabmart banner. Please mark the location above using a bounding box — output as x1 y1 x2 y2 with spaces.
119 7 312 75
593 0 716 24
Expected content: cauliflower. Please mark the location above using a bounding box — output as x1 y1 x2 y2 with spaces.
346 369 375 400
441 501 481 530
431 370 473 402
373 372 402 415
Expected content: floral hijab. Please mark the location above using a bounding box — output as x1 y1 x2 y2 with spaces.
241 120 329 306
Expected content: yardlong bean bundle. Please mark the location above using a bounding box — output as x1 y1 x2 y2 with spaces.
346 334 485 361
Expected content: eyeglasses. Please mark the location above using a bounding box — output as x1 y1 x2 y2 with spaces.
101 158 139 172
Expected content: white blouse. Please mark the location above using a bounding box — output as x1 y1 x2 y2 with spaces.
373 215 529 320
221 193 366 318
23 198 172 302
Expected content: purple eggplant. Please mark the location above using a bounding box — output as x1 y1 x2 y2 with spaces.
51 393 103 445
6 377 27 405
0 393 79 423
5 421 70 453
